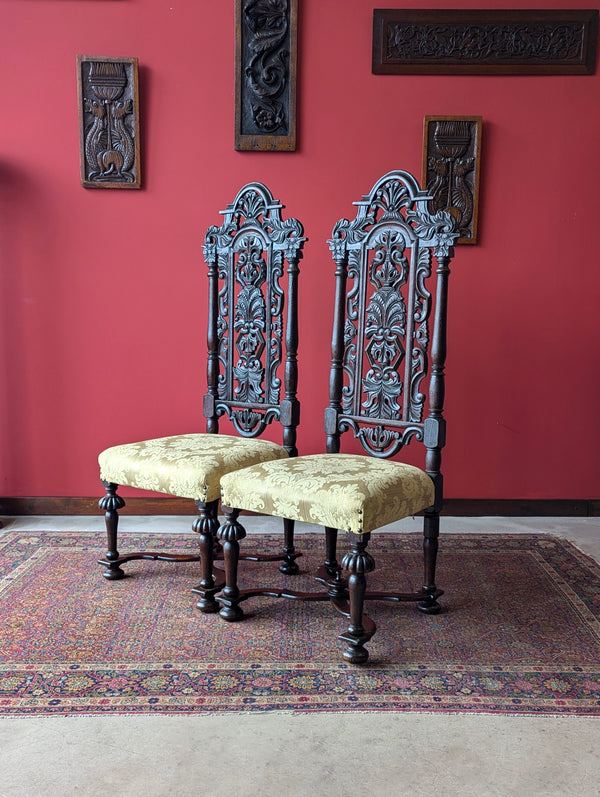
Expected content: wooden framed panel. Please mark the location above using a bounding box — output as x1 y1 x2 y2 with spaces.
235 0 298 151
373 9 598 75
422 116 482 245
77 55 141 189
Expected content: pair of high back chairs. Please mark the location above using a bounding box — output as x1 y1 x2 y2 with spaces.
98 171 459 664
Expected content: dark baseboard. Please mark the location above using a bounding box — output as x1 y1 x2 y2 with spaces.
0 496 598 517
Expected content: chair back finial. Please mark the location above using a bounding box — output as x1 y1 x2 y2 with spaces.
203 183 305 453
324 170 459 469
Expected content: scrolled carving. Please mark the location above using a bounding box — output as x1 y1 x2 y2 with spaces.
236 0 298 150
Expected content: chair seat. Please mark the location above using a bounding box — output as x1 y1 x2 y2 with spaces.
220 453 435 535
98 434 289 503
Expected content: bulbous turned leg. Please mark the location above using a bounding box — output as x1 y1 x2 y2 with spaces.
192 499 221 613
216 506 246 622
339 533 376 664
99 481 125 581
419 510 441 615
279 517 300 575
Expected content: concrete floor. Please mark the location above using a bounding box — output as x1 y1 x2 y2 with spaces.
0 515 599 797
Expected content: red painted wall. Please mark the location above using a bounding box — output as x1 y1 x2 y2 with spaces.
1 0 599 500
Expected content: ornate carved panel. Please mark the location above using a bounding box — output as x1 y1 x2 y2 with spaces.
373 9 598 75
77 56 141 189
203 183 305 437
422 116 482 245
235 0 298 151
327 171 459 458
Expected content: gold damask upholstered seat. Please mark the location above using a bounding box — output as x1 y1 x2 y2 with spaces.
221 454 434 535
98 183 305 605
99 434 289 503
217 170 459 664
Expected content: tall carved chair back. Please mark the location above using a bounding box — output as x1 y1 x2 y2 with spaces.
203 183 302 454
219 170 459 663
98 183 305 611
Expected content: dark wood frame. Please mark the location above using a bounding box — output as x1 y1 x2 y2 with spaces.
77 55 141 189
422 116 482 245
235 0 298 151
372 9 599 75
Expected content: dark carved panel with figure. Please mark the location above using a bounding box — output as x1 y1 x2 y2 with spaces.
423 116 482 245
203 183 305 438
373 9 598 75
77 56 141 189
235 0 298 151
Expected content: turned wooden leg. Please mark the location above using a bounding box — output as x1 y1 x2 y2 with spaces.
192 498 221 613
279 517 300 574
99 481 126 580
324 526 339 576
216 506 246 622
419 509 441 614
339 533 376 664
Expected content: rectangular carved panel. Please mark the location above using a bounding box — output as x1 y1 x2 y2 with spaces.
373 9 598 75
235 0 298 151
422 116 482 245
77 55 141 189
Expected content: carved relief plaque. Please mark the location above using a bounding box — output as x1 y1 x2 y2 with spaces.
422 117 482 245
373 10 598 75
235 0 298 151
77 56 141 189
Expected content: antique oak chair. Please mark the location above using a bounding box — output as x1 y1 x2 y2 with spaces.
98 183 306 612
218 170 458 663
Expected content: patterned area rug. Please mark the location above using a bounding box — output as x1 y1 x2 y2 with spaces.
1 530 599 716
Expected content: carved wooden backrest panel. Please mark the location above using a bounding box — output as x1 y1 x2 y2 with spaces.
203 184 305 452
324 171 459 463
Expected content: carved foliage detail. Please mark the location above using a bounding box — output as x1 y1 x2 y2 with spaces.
233 237 267 404
361 231 407 421
386 21 588 65
373 10 598 74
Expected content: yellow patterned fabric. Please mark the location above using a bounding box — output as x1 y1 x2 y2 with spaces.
99 434 289 503
220 453 435 535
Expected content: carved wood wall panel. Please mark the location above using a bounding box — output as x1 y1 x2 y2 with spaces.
373 9 598 75
422 116 482 245
77 56 141 189
235 0 298 151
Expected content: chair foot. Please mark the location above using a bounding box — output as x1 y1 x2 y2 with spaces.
339 629 372 664
195 594 221 613
417 596 441 614
218 602 245 622
101 559 125 581
279 556 300 575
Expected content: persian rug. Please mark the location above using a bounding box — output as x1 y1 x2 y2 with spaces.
0 530 599 716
